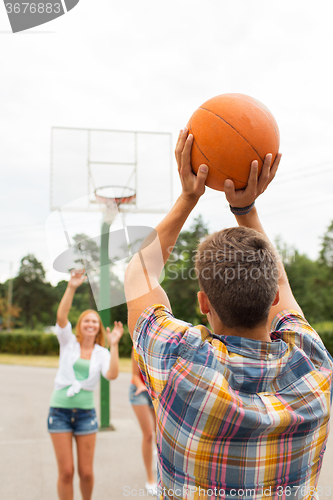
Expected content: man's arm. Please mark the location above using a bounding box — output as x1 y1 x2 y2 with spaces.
224 154 303 327
124 129 209 336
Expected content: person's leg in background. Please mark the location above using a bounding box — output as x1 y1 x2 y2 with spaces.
51 433 75 500
132 403 156 488
75 433 97 500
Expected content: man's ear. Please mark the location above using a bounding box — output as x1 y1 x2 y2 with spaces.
197 291 211 315
272 289 279 306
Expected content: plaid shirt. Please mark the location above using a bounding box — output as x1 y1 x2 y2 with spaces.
133 305 333 500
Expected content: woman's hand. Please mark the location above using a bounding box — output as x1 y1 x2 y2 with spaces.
175 127 209 203
105 321 123 380
224 153 281 208
57 270 87 327
68 269 87 290
106 321 124 347
134 385 148 396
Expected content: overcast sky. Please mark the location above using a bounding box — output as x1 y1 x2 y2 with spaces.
1 0 332 284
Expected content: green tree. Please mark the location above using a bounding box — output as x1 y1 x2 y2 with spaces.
0 297 21 330
162 216 209 324
275 232 333 324
13 254 57 329
283 251 329 323
318 221 333 321
319 221 333 269
0 281 8 299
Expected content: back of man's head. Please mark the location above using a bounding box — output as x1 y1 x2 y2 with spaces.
195 227 279 330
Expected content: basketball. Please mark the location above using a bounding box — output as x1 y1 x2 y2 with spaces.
187 93 280 191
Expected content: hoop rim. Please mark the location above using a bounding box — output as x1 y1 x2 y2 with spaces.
94 185 136 207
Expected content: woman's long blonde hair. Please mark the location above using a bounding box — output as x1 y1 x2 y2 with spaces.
75 310 106 347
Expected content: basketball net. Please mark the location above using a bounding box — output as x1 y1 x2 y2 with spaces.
94 186 136 226
103 198 120 225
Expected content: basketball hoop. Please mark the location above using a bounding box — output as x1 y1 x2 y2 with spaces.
94 186 136 225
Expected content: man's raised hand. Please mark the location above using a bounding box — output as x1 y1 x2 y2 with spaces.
175 127 209 202
224 153 282 208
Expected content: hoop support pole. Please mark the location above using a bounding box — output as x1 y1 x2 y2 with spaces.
99 221 115 431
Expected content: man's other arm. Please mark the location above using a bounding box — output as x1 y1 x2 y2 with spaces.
224 154 303 327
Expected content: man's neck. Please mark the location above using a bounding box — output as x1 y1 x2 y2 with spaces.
212 319 272 343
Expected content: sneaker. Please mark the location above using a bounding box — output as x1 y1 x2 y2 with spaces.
145 482 157 496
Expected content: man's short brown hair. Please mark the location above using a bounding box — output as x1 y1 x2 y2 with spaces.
195 227 279 329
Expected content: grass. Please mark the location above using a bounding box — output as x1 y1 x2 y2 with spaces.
0 354 132 372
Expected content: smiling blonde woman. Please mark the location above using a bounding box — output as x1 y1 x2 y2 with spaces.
47 270 123 500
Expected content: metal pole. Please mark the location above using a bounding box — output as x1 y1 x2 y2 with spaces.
99 221 115 431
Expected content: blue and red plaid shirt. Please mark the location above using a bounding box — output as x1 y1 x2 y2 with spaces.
133 305 333 500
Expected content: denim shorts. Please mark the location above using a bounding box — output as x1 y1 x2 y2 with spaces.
47 407 98 435
129 384 153 409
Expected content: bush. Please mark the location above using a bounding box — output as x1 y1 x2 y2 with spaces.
0 326 133 358
0 332 59 355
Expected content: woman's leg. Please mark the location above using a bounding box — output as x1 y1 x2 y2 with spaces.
50 433 74 500
75 433 97 500
149 407 156 433
132 404 155 484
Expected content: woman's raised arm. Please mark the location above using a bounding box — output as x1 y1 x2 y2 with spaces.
56 270 86 328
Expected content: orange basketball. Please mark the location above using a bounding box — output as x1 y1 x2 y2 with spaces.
187 93 280 191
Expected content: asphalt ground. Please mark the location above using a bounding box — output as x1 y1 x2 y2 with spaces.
0 364 332 500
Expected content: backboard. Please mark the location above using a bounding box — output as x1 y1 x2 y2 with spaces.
50 127 173 215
